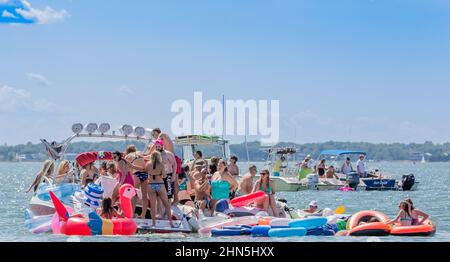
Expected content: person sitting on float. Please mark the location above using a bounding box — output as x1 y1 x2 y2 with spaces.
252 168 278 217
405 198 430 225
386 201 413 226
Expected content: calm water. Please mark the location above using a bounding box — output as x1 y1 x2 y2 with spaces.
1 161 449 242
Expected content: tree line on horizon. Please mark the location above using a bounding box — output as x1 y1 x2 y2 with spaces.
1 140 450 162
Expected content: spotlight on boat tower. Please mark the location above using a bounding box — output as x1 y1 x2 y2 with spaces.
120 124 133 136
99 123 111 134
72 123 84 134
134 126 146 137
85 123 98 134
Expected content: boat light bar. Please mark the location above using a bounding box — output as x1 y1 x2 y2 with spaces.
72 123 84 134
134 126 146 137
85 123 98 134
120 124 133 136
99 123 111 134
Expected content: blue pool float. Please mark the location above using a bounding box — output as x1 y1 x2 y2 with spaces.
211 228 252 236
289 217 328 230
252 226 271 237
268 228 307 238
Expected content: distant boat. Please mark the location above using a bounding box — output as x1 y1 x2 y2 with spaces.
421 155 426 164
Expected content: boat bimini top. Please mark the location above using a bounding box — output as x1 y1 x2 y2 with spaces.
319 150 367 157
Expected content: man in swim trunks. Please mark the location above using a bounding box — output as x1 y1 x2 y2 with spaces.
303 201 319 214
238 165 257 196
194 167 212 216
155 139 179 206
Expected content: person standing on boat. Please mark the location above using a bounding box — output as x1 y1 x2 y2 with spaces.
317 159 326 178
356 154 367 178
112 151 134 204
238 165 258 196
194 167 213 216
273 156 286 177
125 145 149 219
298 155 315 180
252 168 278 217
27 160 55 193
211 160 238 210
178 164 195 208
190 150 204 170
228 155 240 178
149 128 175 154
341 157 354 175
155 139 179 206
209 156 219 175
145 151 174 227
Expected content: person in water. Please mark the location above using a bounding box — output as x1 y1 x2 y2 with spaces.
303 200 319 214
194 167 213 216
125 145 148 219
98 197 123 219
211 160 238 210
317 159 326 178
386 201 413 226
54 160 75 185
341 157 354 175
178 165 195 208
252 168 278 217
238 165 257 196
145 151 173 227
273 156 286 177
27 160 55 193
155 139 179 206
405 198 430 225
228 155 240 178
112 151 134 204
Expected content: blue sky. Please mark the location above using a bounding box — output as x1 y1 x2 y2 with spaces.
1 0 450 145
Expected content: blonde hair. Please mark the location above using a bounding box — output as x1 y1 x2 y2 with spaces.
57 160 69 176
150 151 162 166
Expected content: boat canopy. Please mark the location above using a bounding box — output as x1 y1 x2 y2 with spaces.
319 150 367 156
174 135 228 146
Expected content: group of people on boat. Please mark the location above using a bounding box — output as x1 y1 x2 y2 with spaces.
293 154 368 180
27 128 285 229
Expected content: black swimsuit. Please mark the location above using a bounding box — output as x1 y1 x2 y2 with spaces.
131 156 148 182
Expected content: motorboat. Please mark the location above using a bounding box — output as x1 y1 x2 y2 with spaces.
318 150 419 191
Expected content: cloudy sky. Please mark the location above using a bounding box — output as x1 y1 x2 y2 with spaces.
1 0 450 145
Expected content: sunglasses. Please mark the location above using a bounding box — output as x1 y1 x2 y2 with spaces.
260 173 269 176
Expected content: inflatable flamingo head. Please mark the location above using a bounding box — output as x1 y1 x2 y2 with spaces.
119 184 137 199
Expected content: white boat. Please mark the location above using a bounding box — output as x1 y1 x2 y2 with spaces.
174 135 230 165
250 147 366 192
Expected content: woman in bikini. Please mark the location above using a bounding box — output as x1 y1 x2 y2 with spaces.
125 145 149 219
145 151 173 227
112 151 134 205
252 168 278 217
386 201 413 226
54 160 76 185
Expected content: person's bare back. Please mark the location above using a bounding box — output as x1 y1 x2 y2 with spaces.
238 174 254 195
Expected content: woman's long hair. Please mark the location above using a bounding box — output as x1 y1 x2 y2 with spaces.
400 201 411 217
101 198 114 218
150 151 162 169
57 160 69 176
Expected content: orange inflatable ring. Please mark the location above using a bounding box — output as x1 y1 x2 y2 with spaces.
347 211 390 236
390 219 436 237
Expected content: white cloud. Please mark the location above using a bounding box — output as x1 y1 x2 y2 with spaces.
2 9 17 18
115 85 135 95
14 0 69 24
27 72 50 86
0 85 54 112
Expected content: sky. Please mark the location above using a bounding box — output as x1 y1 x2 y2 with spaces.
1 0 450 145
